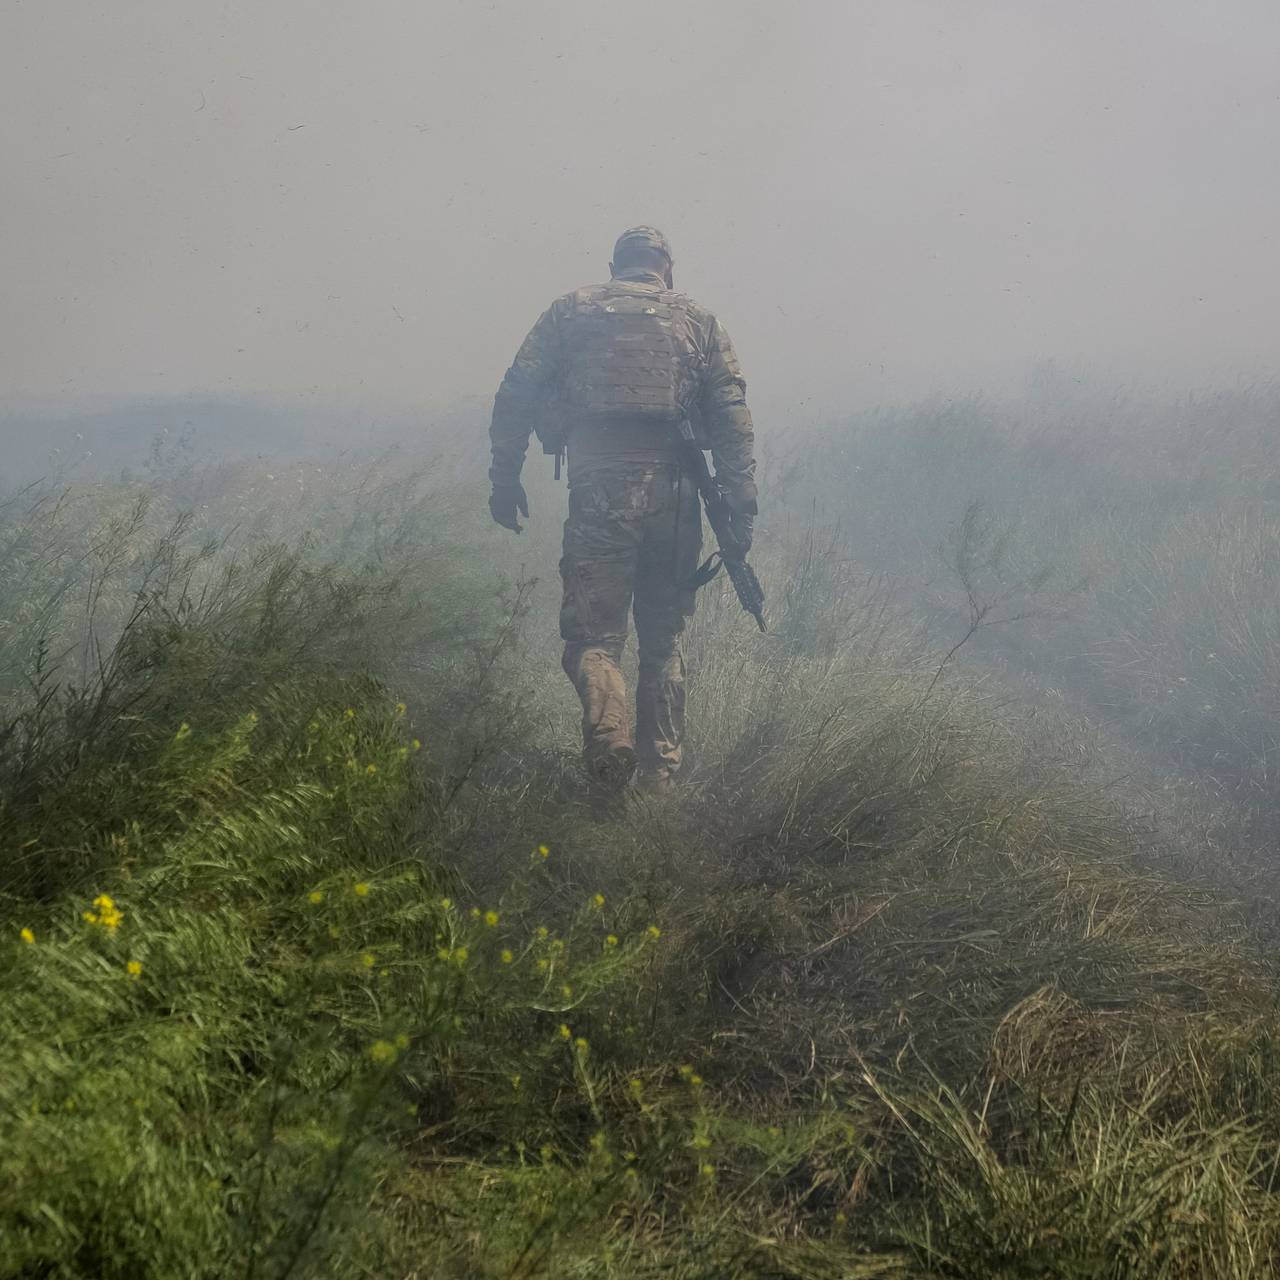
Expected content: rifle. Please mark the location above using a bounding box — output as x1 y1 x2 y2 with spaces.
673 419 767 632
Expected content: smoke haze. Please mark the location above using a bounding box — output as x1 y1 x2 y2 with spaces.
4 0 1279 424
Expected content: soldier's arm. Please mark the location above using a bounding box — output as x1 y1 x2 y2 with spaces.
489 303 561 487
698 317 758 514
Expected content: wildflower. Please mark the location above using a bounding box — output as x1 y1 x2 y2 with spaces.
362 951 376 968
353 882 370 897
767 1126 781 1137
484 910 500 927
539 1144 554 1161
690 1134 711 1149
500 949 514 964
344 708 355 719
470 907 481 920
437 947 451 962
398 746 409 759
439 897 453 910
558 1024 571 1040
604 934 618 948
592 893 605 909
365 763 377 776
453 946 469 965
646 924 661 939
395 702 407 716
19 927 34 945
834 1211 848 1225
308 890 324 905
83 894 123 931
536 958 549 972
699 1163 715 1178
368 1039 398 1064
678 1065 694 1079
126 960 142 979
412 739 421 752
537 843 550 858
394 1033 410 1050
628 1078 644 1096
536 926 549 939
174 722 191 741
589 1131 606 1151
690 1074 704 1088
561 983 573 999
574 1036 589 1052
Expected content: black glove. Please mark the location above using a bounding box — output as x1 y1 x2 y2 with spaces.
727 511 754 556
489 482 529 533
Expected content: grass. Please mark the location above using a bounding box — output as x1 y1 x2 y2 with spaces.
4 384 1280 1276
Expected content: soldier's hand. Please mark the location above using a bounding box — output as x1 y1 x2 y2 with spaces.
727 511 754 556
489 482 530 533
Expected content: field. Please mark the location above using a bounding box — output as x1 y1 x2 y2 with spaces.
5 379 1280 1278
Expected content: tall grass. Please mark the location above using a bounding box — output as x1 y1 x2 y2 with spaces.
5 387 1280 1277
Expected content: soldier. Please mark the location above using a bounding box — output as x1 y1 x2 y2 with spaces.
488 226 758 792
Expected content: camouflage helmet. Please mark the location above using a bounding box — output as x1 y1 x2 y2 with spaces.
612 225 673 266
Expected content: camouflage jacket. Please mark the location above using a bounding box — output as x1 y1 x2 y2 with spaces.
489 267 758 512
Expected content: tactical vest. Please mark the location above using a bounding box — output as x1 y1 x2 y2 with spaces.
559 283 692 424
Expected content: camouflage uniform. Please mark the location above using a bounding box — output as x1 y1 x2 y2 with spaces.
490 228 757 782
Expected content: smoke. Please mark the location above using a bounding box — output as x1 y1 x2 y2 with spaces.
3 0 1279 423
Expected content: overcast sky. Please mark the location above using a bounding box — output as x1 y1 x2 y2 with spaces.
3 0 1278 423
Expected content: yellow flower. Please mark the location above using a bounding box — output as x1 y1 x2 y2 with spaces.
627 1077 643 1096
368 1039 398 1064
174 722 191 741
690 1074 704 1088
362 951 376 968
558 1024 571 1040
537 843 550 858
412 739 422 752
561 983 573 999
394 1033 410 1050
344 708 355 719
454 946 469 965
574 1037 589 1052
365 763 377 775
84 894 123 931
126 960 142 979
308 890 324 905
500 949 514 964
536 926 549 939
536 958 549 972
395 702 406 716
699 1163 715 1179
353 882 370 897
592 893 605 909
19 927 34 945
604 934 618 948
439 897 453 910
484 910 499 927
470 907 481 920
646 924 661 939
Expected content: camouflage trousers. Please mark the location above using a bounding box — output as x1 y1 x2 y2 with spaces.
559 462 702 779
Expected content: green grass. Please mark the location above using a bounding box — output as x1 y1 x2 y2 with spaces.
5 391 1280 1277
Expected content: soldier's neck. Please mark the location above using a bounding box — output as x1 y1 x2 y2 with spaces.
610 267 669 288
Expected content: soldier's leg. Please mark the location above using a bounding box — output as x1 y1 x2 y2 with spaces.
560 472 645 774
633 469 702 783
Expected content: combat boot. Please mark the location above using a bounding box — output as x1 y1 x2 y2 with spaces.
588 742 637 792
